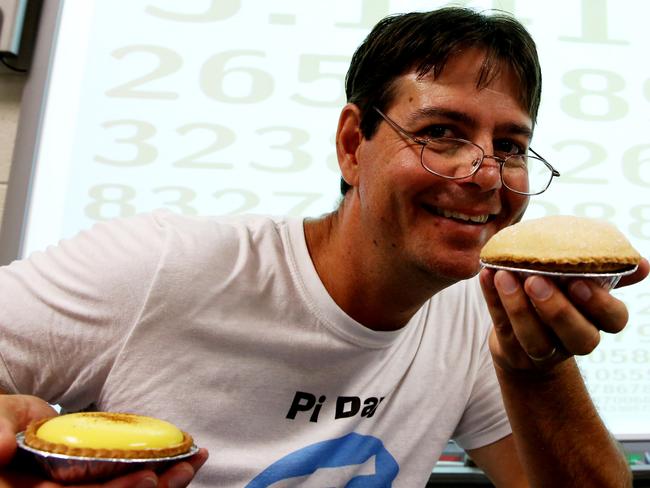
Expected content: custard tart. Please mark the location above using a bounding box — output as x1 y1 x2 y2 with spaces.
23 412 193 459
18 412 196 483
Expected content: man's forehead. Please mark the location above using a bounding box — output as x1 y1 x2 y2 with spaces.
388 63 531 126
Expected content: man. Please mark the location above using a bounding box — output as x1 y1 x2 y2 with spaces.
0 7 647 487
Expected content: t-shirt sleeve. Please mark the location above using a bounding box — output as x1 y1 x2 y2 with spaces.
452 284 511 451
0 212 168 410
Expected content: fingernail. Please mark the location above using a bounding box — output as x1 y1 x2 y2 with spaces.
135 477 158 488
528 276 552 300
496 271 519 294
570 280 592 302
169 466 195 488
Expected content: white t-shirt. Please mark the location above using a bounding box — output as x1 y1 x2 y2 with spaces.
0 210 510 487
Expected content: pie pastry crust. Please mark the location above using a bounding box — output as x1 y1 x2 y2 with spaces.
480 215 641 273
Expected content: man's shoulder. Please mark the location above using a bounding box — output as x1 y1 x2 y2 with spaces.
146 210 294 248
134 211 301 271
141 212 305 296
20 211 296 273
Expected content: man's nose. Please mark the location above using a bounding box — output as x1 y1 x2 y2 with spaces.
468 155 502 191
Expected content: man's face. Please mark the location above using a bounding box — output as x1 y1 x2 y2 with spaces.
354 49 531 282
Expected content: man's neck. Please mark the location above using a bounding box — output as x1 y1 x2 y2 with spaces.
303 201 455 332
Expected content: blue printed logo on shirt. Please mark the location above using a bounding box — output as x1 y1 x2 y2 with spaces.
246 432 399 487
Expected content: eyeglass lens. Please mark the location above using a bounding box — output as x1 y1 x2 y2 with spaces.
420 139 553 195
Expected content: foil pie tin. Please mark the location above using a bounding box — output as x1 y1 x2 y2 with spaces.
16 432 198 484
480 262 639 290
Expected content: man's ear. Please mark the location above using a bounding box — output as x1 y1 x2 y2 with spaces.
336 103 363 189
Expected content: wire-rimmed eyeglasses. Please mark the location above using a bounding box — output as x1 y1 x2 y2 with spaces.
374 107 560 196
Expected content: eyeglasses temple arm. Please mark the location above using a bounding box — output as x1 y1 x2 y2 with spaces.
529 147 560 177
373 107 425 145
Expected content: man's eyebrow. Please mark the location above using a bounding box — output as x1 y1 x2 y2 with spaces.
408 107 475 126
408 107 533 140
499 122 533 140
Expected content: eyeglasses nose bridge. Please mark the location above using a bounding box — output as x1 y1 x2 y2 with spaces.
481 154 507 165
471 154 505 173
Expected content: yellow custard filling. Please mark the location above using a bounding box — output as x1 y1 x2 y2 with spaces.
35 412 185 450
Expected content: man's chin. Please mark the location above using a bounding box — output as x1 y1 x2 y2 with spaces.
418 258 482 285
441 264 482 281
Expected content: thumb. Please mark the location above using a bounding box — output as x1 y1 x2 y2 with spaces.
0 395 57 466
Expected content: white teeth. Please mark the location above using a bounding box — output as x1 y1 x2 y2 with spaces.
437 208 489 224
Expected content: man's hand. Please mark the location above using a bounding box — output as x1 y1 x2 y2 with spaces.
0 394 208 488
479 257 649 373
477 259 647 487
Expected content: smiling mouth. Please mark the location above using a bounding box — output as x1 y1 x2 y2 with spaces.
423 205 495 224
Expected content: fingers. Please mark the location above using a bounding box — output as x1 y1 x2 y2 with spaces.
495 272 559 359
523 275 601 355
616 257 649 288
479 268 507 328
525 275 630 345
0 395 57 466
0 466 62 488
479 269 539 370
156 448 209 488
0 395 58 432
566 279 628 333
0 417 18 467
480 268 632 373
0 468 158 488
0 448 208 488
92 469 158 488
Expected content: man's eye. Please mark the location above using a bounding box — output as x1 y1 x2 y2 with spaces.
494 140 525 156
422 125 454 139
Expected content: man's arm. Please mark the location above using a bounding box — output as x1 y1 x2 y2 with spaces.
468 358 631 487
493 360 629 487
467 435 529 487
476 260 649 487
